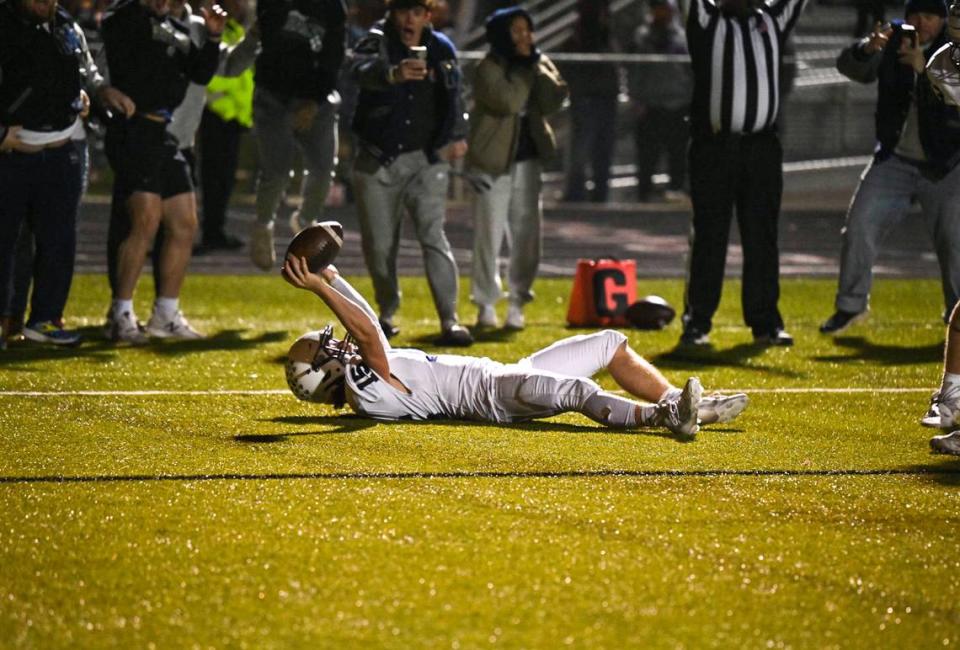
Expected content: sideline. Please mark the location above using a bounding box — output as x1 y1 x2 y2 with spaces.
0 467 957 485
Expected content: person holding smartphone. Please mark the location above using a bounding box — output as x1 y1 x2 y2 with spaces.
820 0 960 336
349 0 473 347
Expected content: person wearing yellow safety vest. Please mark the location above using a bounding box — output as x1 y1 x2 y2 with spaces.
196 1 255 253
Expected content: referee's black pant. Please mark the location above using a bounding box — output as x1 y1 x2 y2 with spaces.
683 129 785 337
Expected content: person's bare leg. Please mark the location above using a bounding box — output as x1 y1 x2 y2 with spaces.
115 192 163 300
156 192 198 298
607 342 673 402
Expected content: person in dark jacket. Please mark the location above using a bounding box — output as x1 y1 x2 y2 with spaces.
0 0 128 346
249 0 347 271
349 0 473 347
820 0 960 335
100 0 226 343
561 0 619 203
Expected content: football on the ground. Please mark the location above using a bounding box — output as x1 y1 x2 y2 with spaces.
625 295 676 330
285 221 344 273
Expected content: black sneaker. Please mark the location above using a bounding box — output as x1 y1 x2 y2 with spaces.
435 324 473 347
378 319 400 339
679 327 710 346
819 310 866 335
754 328 794 347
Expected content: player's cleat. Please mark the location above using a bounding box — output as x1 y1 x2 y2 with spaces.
921 390 942 428
475 304 498 329
819 309 866 335
930 430 960 455
655 377 702 437
698 392 749 425
504 303 525 330
249 222 276 271
146 310 204 340
22 321 82 347
435 323 473 347
105 310 148 345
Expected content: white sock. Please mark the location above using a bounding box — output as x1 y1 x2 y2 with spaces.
112 299 134 318
154 297 179 318
659 387 682 402
941 373 960 402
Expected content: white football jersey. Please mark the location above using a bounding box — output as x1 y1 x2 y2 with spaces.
344 348 506 422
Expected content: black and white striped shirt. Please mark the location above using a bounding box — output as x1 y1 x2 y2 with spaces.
687 0 807 135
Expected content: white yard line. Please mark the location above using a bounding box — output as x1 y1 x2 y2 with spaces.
0 387 933 397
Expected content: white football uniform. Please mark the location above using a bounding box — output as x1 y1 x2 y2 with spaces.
329 276 640 426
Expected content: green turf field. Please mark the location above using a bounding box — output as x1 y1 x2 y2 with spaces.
2 275 958 648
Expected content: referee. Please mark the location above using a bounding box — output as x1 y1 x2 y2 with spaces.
680 0 807 347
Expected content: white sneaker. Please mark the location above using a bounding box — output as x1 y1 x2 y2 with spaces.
250 222 276 271
938 398 960 430
505 303 525 330
655 377 702 437
106 309 148 345
930 430 960 455
146 310 205 339
476 304 498 329
921 390 942 428
698 392 749 425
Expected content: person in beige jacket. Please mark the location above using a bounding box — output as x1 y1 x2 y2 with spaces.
468 6 568 330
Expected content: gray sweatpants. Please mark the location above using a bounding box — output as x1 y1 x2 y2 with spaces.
470 159 543 307
835 155 960 317
253 87 338 227
353 150 460 326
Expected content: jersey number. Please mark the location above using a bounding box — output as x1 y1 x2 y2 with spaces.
350 363 378 391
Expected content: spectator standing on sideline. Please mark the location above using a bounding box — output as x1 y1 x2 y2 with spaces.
468 7 568 331
104 0 257 314
562 0 619 204
249 0 347 270
913 0 960 455
100 0 226 343
820 0 960 335
1 7 132 346
0 0 129 346
628 0 691 202
195 0 257 254
680 0 808 348
349 0 473 346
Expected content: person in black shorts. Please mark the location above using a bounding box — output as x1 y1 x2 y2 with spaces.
100 0 226 343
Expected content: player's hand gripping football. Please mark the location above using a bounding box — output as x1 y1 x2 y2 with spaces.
282 254 327 293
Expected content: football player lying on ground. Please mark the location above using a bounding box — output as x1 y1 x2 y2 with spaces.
281 255 748 436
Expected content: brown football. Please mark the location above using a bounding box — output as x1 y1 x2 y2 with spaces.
285 221 344 273
625 295 676 330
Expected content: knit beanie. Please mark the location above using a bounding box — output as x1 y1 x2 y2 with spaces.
904 0 947 17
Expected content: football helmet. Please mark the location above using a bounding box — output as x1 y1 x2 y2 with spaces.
285 326 357 406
